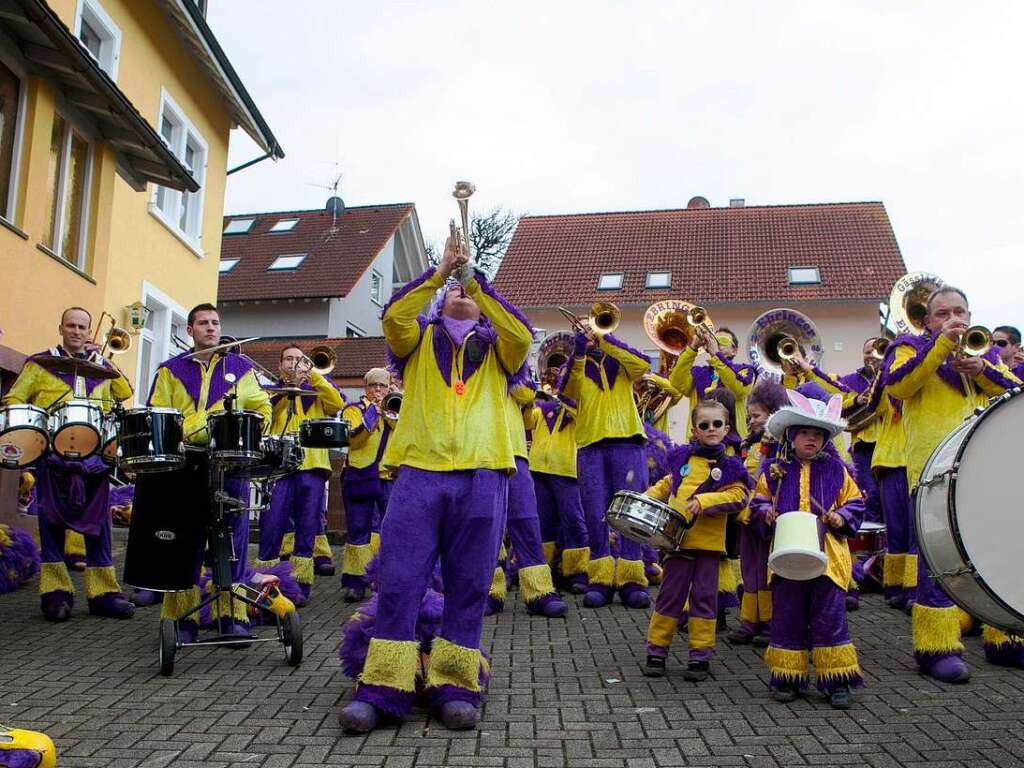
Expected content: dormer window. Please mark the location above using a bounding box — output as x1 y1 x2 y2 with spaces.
788 266 821 285
597 273 623 290
646 271 671 289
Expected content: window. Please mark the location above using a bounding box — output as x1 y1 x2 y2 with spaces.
788 266 821 285
646 271 671 289
597 273 623 290
268 254 306 271
43 113 93 269
223 218 254 235
135 283 187 406
219 259 239 273
269 218 299 233
76 0 121 80
0 58 23 219
370 269 383 305
346 323 366 339
151 90 206 250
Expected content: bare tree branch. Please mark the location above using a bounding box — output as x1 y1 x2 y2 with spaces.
469 207 518 279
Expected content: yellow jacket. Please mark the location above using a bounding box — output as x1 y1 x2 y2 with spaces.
807 367 885 446
527 399 578 479
148 351 271 445
869 393 907 470
564 334 648 448
646 454 749 554
669 347 756 438
380 269 533 473
270 371 343 473
4 347 131 411
342 396 392 478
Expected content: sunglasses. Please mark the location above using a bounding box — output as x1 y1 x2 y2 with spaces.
994 339 1011 348
696 419 725 431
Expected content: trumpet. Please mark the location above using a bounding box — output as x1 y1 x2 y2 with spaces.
306 345 336 375
957 326 992 358
557 302 621 336
450 180 476 286
92 311 132 357
382 391 403 420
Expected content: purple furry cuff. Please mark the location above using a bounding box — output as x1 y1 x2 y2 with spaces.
984 639 1024 666
0 749 46 768
768 671 809 691
815 671 864 693
354 683 415 717
474 273 534 334
426 683 483 709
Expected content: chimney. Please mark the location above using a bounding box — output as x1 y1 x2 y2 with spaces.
729 198 745 208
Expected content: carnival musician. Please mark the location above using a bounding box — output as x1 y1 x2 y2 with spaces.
3 307 135 622
886 287 1023 681
992 325 1024 380
338 237 532 733
140 303 271 641
254 345 343 605
338 367 392 603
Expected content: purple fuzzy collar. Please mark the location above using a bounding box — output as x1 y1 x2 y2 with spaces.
666 441 751 497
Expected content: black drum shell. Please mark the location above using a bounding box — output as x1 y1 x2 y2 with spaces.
207 410 264 464
117 408 184 473
299 418 350 449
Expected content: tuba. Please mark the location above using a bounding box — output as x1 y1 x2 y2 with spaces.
746 308 823 379
643 300 712 356
888 272 944 336
537 331 574 373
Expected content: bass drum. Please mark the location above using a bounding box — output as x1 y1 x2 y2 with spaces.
916 389 1024 634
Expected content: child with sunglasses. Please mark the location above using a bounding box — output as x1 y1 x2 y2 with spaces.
752 390 865 709
641 400 751 682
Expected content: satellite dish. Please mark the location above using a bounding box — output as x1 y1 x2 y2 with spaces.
326 196 345 217
687 196 711 209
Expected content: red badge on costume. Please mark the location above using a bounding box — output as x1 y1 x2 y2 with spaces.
455 381 465 396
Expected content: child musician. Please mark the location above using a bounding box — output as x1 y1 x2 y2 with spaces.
751 391 865 709
641 400 751 682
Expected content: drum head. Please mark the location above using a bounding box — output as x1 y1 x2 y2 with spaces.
953 394 1024 619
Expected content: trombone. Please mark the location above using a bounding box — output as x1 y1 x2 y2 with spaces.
92 311 132 358
285 345 336 384
557 302 620 336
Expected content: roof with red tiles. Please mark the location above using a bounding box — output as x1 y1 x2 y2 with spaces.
492 202 906 307
218 204 414 302
244 336 389 381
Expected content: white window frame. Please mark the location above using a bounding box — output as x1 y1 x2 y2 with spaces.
0 43 28 223
219 258 239 273
149 88 207 257
346 322 366 339
597 273 623 290
788 266 821 285
269 218 299 233
45 110 95 271
75 0 122 80
223 218 254 235
135 281 188 406
370 268 383 306
268 253 306 271
645 271 671 289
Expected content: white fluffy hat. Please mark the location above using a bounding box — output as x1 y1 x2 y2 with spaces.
765 390 847 441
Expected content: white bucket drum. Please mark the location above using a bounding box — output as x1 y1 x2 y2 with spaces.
769 511 827 581
0 404 50 468
916 389 1024 634
49 399 104 459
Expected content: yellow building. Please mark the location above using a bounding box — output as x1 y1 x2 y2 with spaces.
0 0 282 399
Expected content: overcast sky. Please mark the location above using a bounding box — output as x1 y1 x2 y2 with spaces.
210 1 1024 326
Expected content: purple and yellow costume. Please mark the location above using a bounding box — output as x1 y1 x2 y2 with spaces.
669 347 756 440
3 346 134 620
350 267 532 719
734 432 777 640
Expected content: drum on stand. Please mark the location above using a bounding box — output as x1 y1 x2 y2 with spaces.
0 404 49 468
605 490 693 551
208 410 264 466
242 434 304 479
299 418 350 449
916 389 1024 634
49 399 104 459
118 407 185 473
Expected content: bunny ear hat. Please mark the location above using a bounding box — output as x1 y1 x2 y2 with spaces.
765 390 847 441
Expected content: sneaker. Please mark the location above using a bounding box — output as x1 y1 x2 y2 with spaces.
773 685 798 703
642 655 666 677
683 660 710 682
829 686 851 709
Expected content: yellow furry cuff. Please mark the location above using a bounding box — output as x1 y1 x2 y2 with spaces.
254 558 280 571
958 608 975 635
740 592 759 624
647 562 663 585
489 566 507 600
614 557 648 588
161 587 200 621
765 646 809 679
0 525 11 547
903 554 918 588
369 531 381 555
647 611 678 648
314 534 333 559
64 529 86 557
361 638 420 692
758 590 773 622
561 546 590 577
342 542 373 576
518 564 556 602
212 590 249 622
542 541 556 566
588 555 614 587
812 643 861 679
279 532 295 558
717 559 738 594
498 542 507 561
39 562 73 595
883 553 905 588
291 556 314 586
912 604 964 654
982 625 1024 648
688 616 717 650
425 637 483 692
84 566 121 599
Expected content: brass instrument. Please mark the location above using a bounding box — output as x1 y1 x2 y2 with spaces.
306 345 336 375
746 308 823 378
642 300 713 356
92 311 132 357
382 391 403 420
958 326 992 358
450 180 476 285
557 302 621 336
633 375 674 426
867 336 890 360
888 272 944 336
537 331 574 372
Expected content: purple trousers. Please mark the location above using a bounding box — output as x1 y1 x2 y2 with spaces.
877 467 917 601
738 524 771 637
341 476 388 589
850 442 882 524
39 506 113 569
258 469 325 584
355 467 507 715
504 457 557 603
577 440 648 591
534 472 588 552
646 552 719 661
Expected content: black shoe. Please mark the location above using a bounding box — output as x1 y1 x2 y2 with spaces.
642 655 666 677
829 686 851 710
773 685 798 703
683 660 710 682
751 634 770 648
726 629 753 644
716 610 728 631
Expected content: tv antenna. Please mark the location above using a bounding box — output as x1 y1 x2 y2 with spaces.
307 165 345 230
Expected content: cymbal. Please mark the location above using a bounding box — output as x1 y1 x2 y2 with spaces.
262 385 309 397
183 337 260 359
32 354 119 380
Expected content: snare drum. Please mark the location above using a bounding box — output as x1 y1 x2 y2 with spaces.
100 414 119 466
118 408 185 473
605 490 692 550
207 410 264 465
916 389 1024 634
849 520 886 556
0 404 50 468
243 434 305 479
769 511 827 581
299 418 350 449
49 399 104 459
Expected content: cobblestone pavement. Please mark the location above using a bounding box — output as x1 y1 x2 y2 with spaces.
2 538 1024 767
